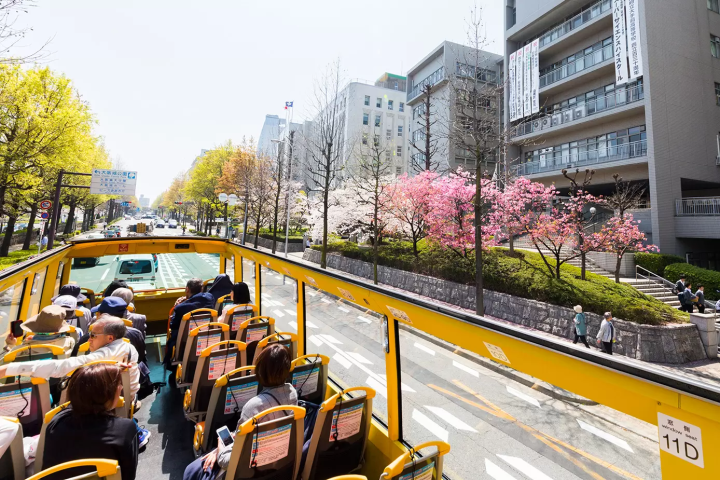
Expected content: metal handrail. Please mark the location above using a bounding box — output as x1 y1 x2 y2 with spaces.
408 66 446 102
539 43 613 88
537 0 612 48
635 266 717 310
675 197 720 216
516 140 647 176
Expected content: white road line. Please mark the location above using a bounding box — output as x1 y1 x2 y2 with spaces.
306 321 318 329
453 361 480 377
307 291 317 297
319 334 343 345
321 298 332 304
425 406 477 432
345 352 373 365
356 316 372 324
100 268 110 281
337 306 350 313
484 459 519 480
577 419 633 452
157 261 170 289
414 342 436 356
365 376 387 397
283 309 297 317
288 321 298 330
412 409 449 442
272 300 285 307
378 374 416 393
496 455 554 480
272 309 285 318
506 386 541 408
308 335 323 347
332 353 352 369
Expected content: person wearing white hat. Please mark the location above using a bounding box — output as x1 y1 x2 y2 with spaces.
3 305 76 359
52 294 87 337
572 305 589 348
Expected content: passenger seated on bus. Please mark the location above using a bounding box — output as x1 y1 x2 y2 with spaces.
0 316 140 400
53 295 88 335
165 278 215 372
41 363 138 480
3 305 75 357
53 284 92 328
77 298 146 364
109 288 147 337
183 344 298 480
0 417 19 460
205 274 233 303
217 282 251 324
103 280 130 299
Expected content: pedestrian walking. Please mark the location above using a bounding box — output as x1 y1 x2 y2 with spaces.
41 235 48 250
675 276 686 294
572 305 589 348
695 285 706 313
596 312 616 355
683 283 697 313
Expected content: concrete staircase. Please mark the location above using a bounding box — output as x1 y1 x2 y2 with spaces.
631 279 681 308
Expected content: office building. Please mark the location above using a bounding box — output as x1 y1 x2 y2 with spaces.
258 114 287 158
406 41 504 174
504 0 720 267
138 195 150 208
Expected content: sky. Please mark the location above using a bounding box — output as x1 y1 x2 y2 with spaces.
19 0 504 202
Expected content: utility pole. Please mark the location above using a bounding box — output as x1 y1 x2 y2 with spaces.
47 170 92 250
284 130 295 258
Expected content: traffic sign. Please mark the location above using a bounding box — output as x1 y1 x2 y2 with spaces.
120 201 132 206
39 200 52 210
40 212 49 220
90 169 137 196
218 193 228 203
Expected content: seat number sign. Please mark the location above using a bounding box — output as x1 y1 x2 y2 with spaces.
658 413 704 468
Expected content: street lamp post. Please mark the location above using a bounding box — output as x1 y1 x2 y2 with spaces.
217 193 238 239
272 133 295 258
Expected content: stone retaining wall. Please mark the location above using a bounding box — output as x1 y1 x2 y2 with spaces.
303 249 707 364
238 235 305 253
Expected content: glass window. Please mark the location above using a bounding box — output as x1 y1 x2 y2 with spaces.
375 115 381 127
399 102 404 112
710 0 720 13
712 35 720 58
242 258 256 304
396 146 402 156
362 113 369 126
376 98 382 108
28 268 48 317
716 83 720 105
0 279 26 331
398 125 403 136
225 255 235 282
386 129 392 140
362 134 368 145
364 95 370 106
396 166 402 175
388 100 394 110
54 262 65 297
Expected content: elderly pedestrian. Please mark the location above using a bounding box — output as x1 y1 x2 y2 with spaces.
596 312 617 355
572 305 589 348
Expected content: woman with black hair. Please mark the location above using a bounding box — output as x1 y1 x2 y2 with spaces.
41 363 138 480
217 282 252 325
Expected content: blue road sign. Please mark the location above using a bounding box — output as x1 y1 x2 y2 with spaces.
40 212 49 219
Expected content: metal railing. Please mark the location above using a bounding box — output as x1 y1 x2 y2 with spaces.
512 84 644 138
636 266 718 312
516 140 647 176
537 0 612 48
408 66 445 102
539 44 613 88
675 197 720 216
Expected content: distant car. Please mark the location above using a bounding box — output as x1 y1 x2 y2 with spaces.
84 233 106 240
114 254 157 290
168 219 178 229
155 220 165 229
124 215 132 220
73 257 100 267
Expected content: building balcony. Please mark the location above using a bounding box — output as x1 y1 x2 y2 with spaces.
407 66 446 104
512 85 644 140
538 0 612 57
676 197 720 216
515 140 647 177
539 44 613 96
675 198 720 238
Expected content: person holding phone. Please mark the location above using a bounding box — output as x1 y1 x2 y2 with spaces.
3 305 75 358
183 344 297 480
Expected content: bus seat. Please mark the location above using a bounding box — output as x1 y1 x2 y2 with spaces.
0 377 50 437
174 309 218 365
0 416 25 480
77 337 130 356
184 341 247 423
234 315 273 362
225 405 306 480
301 387 375 480
253 332 298 365
192 365 258 455
215 294 234 314
177 323 231 388
27 459 121 480
2 344 67 363
288 354 329 405
225 305 259 335
327 476 367 480
380 441 451 480
79 288 96 309
58 361 133 419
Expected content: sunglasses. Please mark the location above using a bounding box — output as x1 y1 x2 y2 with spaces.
89 332 106 339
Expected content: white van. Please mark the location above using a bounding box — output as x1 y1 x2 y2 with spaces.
114 254 157 290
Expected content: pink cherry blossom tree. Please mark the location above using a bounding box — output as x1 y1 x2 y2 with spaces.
387 171 439 259
597 215 658 282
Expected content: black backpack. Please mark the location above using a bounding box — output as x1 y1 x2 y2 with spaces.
137 360 165 400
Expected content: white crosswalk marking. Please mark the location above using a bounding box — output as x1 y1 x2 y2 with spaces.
345 352 373 364
413 342 435 356
283 309 297 316
453 361 480 377
307 291 317 297
308 335 323 347
425 406 477 432
577 420 633 452
288 321 298 330
412 409 449 442
272 309 285 318
321 298 332 304
506 386 541 408
378 374 415 393
332 353 352 369
337 306 350 313
306 321 318 329
365 376 387 397
320 334 343 345
484 459 519 480
356 316 372 324
496 455 554 480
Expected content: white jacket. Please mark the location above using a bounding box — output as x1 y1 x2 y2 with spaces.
596 319 617 343
5 339 140 397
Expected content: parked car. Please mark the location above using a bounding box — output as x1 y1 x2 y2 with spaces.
168 219 178 229
156 220 165 229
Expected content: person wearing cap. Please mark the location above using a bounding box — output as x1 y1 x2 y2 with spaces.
80 298 146 363
572 305 589 348
52 295 87 337
54 284 93 327
103 280 130 299
109 288 147 338
3 305 76 358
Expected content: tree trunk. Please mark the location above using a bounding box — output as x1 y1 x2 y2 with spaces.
556 255 561 279
253 212 261 248
271 194 280 254
321 189 329 269
63 201 77 235
615 254 622 283
508 234 514 254
475 173 484 315
581 251 586 280
22 204 38 250
0 216 17 256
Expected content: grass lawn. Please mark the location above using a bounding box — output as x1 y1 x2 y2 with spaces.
0 249 40 271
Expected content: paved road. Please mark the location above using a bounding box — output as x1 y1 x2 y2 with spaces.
254 263 661 480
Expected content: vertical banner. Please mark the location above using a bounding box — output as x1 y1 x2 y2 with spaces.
515 47 524 119
523 44 532 116
625 0 643 79
612 0 629 85
531 39 540 114
509 51 516 121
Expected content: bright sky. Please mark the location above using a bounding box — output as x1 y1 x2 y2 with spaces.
22 0 504 201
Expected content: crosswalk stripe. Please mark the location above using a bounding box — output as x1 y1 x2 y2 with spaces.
484 459 519 480
321 298 332 304
332 353 352 369
356 316 372 324
412 409 449 442
414 342 436 356
424 406 477 432
283 309 297 316
452 361 480 377
577 419 633 452
345 352 373 365
288 321 298 330
306 321 318 328
308 335 323 347
272 309 285 318
496 455 553 480
506 386 541 408
337 306 350 313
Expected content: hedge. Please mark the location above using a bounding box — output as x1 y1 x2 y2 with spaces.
664 263 720 301
313 240 686 325
634 252 686 277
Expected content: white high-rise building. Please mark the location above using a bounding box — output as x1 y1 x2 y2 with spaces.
257 114 287 158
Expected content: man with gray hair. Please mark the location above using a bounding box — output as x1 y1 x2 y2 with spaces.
596 312 617 355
